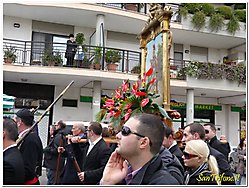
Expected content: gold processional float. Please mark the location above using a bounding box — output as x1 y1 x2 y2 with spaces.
80 4 182 144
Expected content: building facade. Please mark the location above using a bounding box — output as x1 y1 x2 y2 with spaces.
3 3 246 147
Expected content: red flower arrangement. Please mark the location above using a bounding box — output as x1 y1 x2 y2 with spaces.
96 67 170 128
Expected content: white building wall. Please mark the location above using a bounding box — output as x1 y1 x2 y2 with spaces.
208 48 221 64
53 86 92 122
3 16 32 40
74 26 96 45
106 31 140 51
216 104 240 147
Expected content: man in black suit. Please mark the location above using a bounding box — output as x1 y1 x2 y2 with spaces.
65 34 77 67
204 123 230 161
58 122 88 184
182 123 235 185
76 122 111 184
15 109 43 185
3 118 25 185
162 126 184 167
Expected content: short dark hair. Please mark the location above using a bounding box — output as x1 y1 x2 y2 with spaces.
69 34 74 38
164 126 174 138
57 120 66 129
134 113 165 155
3 118 19 141
184 123 205 140
203 123 216 132
89 122 102 135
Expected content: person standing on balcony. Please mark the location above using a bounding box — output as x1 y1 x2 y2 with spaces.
65 34 77 67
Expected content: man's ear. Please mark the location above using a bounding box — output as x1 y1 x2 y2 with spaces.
193 132 200 140
139 137 150 149
3 131 6 139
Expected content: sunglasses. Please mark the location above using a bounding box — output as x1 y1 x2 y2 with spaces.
183 151 198 159
205 130 209 134
121 126 145 138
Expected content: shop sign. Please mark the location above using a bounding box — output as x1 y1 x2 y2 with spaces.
80 96 93 103
171 102 222 111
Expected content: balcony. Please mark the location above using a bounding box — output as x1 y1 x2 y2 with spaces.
3 38 141 74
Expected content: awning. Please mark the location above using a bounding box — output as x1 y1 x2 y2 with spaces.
3 94 16 109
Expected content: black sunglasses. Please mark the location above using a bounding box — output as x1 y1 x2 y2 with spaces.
205 130 209 134
121 126 145 138
183 151 198 159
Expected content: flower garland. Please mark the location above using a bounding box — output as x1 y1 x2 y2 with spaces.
96 67 170 128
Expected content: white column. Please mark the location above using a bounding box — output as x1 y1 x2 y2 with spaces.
92 81 101 121
186 89 194 125
96 14 105 46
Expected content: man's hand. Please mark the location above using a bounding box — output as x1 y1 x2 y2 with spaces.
77 172 85 182
71 136 81 143
100 150 128 185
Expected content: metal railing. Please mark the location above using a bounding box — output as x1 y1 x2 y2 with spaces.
98 3 182 23
3 38 141 73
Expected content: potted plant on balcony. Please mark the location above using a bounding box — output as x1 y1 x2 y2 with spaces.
131 65 141 74
94 46 102 70
124 3 138 11
4 46 17 64
105 49 121 71
43 50 62 66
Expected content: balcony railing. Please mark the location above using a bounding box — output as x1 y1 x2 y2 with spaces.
97 3 182 23
3 38 141 73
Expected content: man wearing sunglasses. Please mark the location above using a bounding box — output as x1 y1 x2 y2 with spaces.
203 123 230 161
182 123 235 185
100 113 179 185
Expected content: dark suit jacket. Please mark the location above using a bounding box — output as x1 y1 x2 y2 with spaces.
4 146 25 185
19 131 43 182
208 145 235 185
169 144 184 167
209 136 230 161
61 142 88 184
77 138 111 185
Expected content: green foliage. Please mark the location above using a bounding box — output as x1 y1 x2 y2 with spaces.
226 14 240 35
191 11 206 30
209 13 224 32
179 61 246 85
94 46 102 64
215 6 232 19
75 33 85 46
43 50 62 66
131 65 141 74
183 3 201 14
234 9 246 22
4 46 17 62
234 3 246 10
75 33 87 53
200 3 215 16
179 3 242 34
179 6 188 19
105 49 121 64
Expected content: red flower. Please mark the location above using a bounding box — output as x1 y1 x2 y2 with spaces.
135 91 147 97
145 67 153 77
124 102 133 110
105 99 115 107
114 110 121 117
141 98 149 107
122 80 129 92
149 78 156 85
124 109 132 122
115 89 122 99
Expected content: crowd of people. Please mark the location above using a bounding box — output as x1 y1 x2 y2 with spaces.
3 108 246 185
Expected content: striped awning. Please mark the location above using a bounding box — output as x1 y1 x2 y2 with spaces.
3 94 16 109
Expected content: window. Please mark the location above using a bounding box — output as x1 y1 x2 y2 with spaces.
62 99 78 107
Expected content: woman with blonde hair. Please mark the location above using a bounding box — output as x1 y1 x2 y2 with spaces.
183 140 219 185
